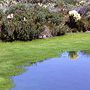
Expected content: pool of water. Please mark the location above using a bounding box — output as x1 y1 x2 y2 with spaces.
11 50 90 90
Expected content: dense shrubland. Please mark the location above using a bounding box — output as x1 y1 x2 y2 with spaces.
0 3 66 41
0 0 90 41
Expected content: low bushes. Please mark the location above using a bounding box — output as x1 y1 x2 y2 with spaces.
0 3 66 41
65 15 89 32
1 20 45 41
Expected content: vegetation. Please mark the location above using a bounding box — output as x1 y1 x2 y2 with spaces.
0 0 89 37
0 0 90 90
0 3 65 41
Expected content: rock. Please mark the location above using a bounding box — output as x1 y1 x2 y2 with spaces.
71 6 90 16
39 35 43 39
43 35 46 38
86 30 90 32
39 25 52 38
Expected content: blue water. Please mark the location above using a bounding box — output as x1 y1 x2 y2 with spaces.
11 50 90 90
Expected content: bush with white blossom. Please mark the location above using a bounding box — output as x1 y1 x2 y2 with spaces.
69 10 81 21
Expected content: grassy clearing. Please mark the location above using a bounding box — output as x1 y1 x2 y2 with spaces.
0 33 90 90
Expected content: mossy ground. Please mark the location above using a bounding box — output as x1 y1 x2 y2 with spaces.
0 33 90 90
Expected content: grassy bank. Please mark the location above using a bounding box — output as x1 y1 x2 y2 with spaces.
0 33 90 90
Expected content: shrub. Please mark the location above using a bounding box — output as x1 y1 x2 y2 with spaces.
1 3 64 41
5 3 26 14
1 19 45 41
65 15 89 32
69 10 81 21
51 25 67 36
1 5 46 41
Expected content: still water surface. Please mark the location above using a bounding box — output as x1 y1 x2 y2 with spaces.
12 50 90 90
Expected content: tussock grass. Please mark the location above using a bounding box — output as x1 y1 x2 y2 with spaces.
0 33 90 90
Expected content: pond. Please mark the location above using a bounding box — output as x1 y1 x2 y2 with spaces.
11 50 90 90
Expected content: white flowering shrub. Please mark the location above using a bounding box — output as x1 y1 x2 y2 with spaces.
69 10 81 21
66 10 89 32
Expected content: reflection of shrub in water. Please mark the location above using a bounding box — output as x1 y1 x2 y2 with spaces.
68 51 79 60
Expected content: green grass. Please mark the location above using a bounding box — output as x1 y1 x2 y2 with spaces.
0 33 90 90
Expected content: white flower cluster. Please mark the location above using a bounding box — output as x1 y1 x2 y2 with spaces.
38 3 43 7
38 3 50 8
69 10 81 20
4 0 17 5
7 14 13 19
38 3 55 9
24 17 27 21
4 0 9 4
79 1 85 5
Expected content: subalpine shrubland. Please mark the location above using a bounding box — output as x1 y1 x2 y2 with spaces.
0 3 67 41
0 0 90 38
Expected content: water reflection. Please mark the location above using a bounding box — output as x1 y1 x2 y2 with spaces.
80 50 90 56
68 51 79 60
62 50 90 60
11 50 90 90
29 50 90 64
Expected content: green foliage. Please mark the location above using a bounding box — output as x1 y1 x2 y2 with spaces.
1 19 45 41
48 12 62 25
86 12 90 21
0 9 4 19
63 0 73 3
5 3 26 14
51 25 67 36
0 0 4 2
55 0 65 7
21 0 56 4
1 4 44 41
35 6 62 24
1 3 64 41
84 1 90 10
